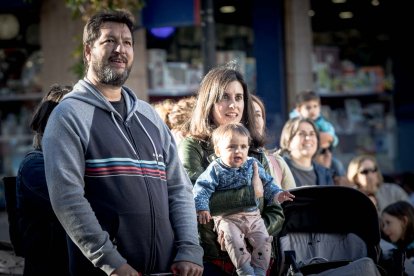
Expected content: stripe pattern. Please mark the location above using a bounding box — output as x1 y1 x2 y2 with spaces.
85 157 166 180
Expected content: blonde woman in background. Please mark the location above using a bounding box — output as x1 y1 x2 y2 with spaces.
152 98 174 128
168 96 196 145
347 154 410 214
251 95 296 190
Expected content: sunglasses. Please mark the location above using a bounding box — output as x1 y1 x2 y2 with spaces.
318 145 333 155
358 167 378 175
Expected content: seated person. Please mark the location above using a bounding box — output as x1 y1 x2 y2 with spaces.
381 201 414 275
347 155 410 214
314 131 349 186
277 117 334 187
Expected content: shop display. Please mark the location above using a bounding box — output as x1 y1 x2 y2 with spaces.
313 34 396 173
320 93 396 173
0 13 41 180
313 46 390 94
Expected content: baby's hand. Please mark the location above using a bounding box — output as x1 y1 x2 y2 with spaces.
197 210 212 224
252 161 264 198
276 190 295 203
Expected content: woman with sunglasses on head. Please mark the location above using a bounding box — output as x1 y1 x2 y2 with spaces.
277 117 334 187
347 155 409 214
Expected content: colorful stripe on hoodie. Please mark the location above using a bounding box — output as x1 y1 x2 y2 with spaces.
85 157 166 180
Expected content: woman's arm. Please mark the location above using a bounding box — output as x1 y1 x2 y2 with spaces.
273 153 297 190
262 202 285 236
178 137 207 184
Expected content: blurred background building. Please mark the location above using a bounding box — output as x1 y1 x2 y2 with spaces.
0 0 413 183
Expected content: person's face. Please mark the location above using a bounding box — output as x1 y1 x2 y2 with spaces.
355 159 380 194
85 22 134 86
382 213 407 243
215 132 249 168
289 122 318 160
253 101 264 136
212 81 244 126
297 100 321 121
314 142 333 169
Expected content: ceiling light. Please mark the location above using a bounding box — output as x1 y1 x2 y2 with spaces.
220 6 236 13
0 14 19 40
339 11 353 19
150 27 175 39
371 0 380 6
332 0 346 3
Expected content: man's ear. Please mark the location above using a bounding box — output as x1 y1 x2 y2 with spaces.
84 44 92 64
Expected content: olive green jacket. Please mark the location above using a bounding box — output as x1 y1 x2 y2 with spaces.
178 137 285 258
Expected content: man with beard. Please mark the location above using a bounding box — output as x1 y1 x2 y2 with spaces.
42 10 203 276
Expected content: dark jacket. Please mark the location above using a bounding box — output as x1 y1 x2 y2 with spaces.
16 150 69 276
179 137 285 258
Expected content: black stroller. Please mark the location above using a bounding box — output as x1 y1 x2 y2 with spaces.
273 186 387 276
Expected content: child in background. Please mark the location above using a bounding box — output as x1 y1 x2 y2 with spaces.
381 201 414 275
193 123 294 276
290 90 339 147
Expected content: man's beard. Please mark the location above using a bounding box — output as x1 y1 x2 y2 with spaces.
92 57 132 87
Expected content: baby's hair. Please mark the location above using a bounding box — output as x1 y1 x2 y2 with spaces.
212 123 252 148
295 90 320 107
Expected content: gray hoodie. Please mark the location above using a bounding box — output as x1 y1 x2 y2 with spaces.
42 79 203 275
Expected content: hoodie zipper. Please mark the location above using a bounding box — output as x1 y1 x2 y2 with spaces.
133 113 160 271
111 112 159 272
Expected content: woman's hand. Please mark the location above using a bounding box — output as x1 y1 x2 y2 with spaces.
252 162 264 198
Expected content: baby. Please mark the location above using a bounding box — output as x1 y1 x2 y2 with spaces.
193 123 294 276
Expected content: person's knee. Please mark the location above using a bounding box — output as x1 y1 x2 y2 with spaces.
249 235 273 269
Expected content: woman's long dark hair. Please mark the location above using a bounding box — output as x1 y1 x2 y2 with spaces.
185 63 264 147
31 84 72 149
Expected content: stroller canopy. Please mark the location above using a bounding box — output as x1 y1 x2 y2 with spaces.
280 186 381 261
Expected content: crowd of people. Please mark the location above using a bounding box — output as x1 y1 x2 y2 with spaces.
9 9 414 276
